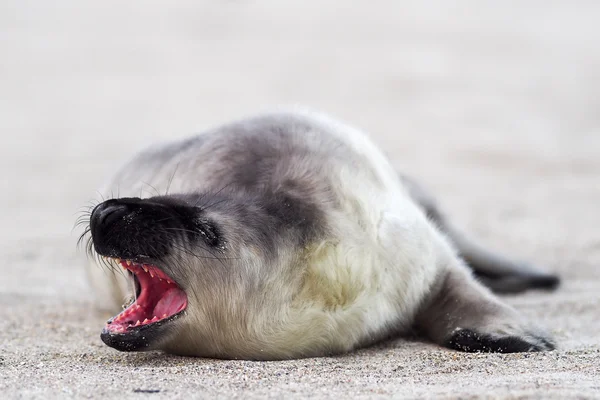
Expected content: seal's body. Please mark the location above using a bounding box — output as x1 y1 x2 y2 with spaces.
84 110 558 359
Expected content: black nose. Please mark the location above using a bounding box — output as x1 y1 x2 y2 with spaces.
92 200 129 227
90 198 145 257
90 198 145 238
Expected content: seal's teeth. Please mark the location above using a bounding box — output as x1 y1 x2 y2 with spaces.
143 318 149 324
166 279 171 284
162 314 168 319
135 320 141 326
151 316 159 322
142 265 148 273
149 271 155 278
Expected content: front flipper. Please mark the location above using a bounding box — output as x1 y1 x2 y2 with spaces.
416 265 555 353
446 328 555 353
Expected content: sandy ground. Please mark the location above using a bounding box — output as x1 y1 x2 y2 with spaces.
1 1 600 398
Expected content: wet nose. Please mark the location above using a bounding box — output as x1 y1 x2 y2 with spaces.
92 200 129 227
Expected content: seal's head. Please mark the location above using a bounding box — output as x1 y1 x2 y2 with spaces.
89 195 225 353
88 189 329 359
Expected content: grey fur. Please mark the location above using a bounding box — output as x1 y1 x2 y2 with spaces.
84 109 558 359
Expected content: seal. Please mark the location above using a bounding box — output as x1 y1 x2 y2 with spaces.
80 109 559 360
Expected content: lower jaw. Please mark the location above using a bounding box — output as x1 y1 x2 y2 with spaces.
100 309 186 352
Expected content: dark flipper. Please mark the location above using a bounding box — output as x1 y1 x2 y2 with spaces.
473 267 560 294
415 266 556 353
446 328 554 353
399 174 560 294
444 227 560 293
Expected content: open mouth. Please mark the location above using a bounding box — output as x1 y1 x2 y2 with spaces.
103 258 187 336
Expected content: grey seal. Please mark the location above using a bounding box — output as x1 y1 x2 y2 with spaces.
79 109 559 359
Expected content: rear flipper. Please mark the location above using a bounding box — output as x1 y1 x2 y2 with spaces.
400 175 560 294
416 265 555 353
437 220 560 293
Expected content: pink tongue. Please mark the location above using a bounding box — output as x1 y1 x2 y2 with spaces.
153 288 186 318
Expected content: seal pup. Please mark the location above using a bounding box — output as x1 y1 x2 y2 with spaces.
80 109 559 360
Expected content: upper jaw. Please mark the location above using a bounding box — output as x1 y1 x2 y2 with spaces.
104 256 178 284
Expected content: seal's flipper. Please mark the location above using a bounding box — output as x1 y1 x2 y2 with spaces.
459 252 560 293
433 219 560 293
399 174 560 293
416 266 555 353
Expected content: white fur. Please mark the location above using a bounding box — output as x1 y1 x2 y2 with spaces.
86 109 462 359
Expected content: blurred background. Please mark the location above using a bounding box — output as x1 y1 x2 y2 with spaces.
0 0 599 299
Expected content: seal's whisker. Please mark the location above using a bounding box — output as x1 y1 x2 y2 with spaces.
141 181 162 197
165 163 180 196
74 215 91 226
156 236 237 261
196 197 230 211
193 182 236 209
95 191 106 202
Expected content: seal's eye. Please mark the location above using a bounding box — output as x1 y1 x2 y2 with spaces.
193 217 221 248
150 201 222 249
